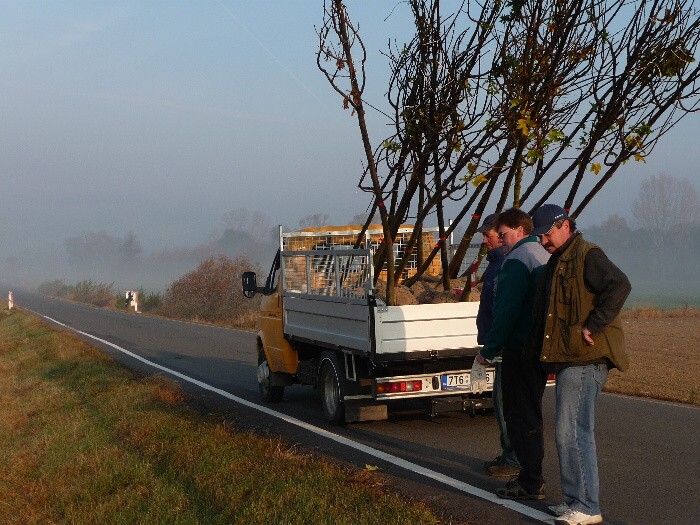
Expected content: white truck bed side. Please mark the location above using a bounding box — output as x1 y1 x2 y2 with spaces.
373 302 480 355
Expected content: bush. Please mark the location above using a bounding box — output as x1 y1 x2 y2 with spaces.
72 280 116 307
140 290 163 311
37 280 71 298
158 255 260 325
622 306 700 318
38 279 115 308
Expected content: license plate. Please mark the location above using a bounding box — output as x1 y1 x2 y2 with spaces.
441 370 494 391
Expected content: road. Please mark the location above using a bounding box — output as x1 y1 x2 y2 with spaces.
9 289 700 525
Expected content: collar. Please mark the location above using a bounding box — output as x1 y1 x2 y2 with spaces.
508 235 541 253
487 246 507 261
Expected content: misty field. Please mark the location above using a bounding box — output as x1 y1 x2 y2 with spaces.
623 279 700 309
608 310 700 406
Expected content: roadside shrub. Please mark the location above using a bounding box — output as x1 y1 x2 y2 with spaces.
140 290 163 311
38 279 116 307
622 306 665 318
233 310 259 330
37 280 71 298
622 306 700 318
72 280 116 307
667 306 700 317
158 255 260 325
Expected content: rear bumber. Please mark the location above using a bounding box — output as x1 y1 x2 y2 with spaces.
372 366 496 401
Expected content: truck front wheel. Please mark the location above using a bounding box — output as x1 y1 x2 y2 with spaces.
257 346 284 402
319 352 345 425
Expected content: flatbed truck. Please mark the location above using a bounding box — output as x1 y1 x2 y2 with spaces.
242 226 494 424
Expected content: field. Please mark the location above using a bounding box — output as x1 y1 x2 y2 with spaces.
607 313 700 405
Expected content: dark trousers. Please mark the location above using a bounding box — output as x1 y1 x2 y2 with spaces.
501 351 548 492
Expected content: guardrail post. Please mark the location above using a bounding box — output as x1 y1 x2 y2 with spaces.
8 290 13 309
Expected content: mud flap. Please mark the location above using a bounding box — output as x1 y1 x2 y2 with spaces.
344 401 388 423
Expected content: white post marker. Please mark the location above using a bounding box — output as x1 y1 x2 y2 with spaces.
8 291 13 310
125 291 139 313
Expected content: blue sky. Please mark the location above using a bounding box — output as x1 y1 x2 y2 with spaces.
1 1 699 257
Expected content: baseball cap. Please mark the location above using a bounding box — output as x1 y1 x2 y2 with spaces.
531 204 568 236
476 213 499 233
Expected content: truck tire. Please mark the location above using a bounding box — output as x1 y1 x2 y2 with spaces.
257 345 284 402
319 352 345 425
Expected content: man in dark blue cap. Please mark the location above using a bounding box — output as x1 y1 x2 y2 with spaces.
528 204 631 525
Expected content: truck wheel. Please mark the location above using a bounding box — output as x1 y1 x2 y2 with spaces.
320 353 345 425
257 347 284 402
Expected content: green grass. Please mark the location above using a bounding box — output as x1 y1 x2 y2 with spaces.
0 309 442 525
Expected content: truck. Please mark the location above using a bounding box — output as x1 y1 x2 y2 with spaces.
242 225 495 424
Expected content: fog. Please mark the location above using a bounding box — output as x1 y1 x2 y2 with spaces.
1 2 699 306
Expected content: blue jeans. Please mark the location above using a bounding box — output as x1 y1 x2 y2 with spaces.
555 363 609 516
494 362 520 467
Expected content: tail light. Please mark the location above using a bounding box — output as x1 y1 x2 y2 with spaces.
376 380 423 394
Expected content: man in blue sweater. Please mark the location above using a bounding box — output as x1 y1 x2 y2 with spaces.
475 213 519 478
476 208 550 500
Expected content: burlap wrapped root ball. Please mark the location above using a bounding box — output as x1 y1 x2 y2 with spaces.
374 277 479 305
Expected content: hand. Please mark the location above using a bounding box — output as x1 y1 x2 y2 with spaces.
582 327 594 346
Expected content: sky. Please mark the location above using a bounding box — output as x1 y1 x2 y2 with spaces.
2 1 700 262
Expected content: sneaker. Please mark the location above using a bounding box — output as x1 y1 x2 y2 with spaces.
488 463 521 478
496 478 545 500
554 508 603 525
483 455 506 470
548 503 569 516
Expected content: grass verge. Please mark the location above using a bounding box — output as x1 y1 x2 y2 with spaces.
0 309 442 525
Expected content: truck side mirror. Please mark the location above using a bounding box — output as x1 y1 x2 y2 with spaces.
242 271 257 298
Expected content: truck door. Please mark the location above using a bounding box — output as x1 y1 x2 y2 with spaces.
259 251 297 374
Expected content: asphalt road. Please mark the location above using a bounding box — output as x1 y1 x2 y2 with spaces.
8 289 700 525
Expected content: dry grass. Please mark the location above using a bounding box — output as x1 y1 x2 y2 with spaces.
0 309 442 525
605 315 700 405
622 306 700 318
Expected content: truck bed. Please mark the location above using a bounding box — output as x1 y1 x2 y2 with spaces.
283 295 481 360
280 245 481 360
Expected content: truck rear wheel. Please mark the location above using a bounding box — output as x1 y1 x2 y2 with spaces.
320 352 345 425
257 346 284 402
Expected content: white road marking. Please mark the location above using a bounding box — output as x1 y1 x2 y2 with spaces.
39 313 553 523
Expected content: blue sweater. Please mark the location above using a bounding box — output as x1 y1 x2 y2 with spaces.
476 246 506 345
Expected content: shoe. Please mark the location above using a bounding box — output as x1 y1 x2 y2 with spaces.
483 455 506 470
496 478 545 500
488 463 521 477
554 508 603 525
548 503 569 516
